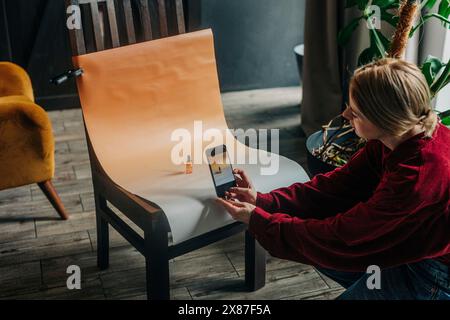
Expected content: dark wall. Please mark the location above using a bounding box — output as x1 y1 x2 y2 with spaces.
200 0 305 92
0 0 79 109
0 0 305 110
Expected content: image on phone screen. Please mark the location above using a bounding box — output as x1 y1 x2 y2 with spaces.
206 145 236 198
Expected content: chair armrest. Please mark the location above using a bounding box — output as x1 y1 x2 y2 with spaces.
0 62 34 101
0 98 54 161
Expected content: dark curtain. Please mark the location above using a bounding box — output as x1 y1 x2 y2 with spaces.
301 0 369 135
301 0 345 135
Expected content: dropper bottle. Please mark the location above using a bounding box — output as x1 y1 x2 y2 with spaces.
185 155 193 174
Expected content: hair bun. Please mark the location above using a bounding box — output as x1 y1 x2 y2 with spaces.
418 110 438 137
418 109 431 122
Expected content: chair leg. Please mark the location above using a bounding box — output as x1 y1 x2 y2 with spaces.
245 229 266 291
95 193 109 270
37 180 69 220
145 225 170 300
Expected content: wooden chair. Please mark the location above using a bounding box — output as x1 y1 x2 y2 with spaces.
65 0 266 300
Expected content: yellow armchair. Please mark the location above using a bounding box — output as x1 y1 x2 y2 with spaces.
0 62 69 220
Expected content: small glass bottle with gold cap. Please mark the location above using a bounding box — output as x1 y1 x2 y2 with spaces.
185 155 193 174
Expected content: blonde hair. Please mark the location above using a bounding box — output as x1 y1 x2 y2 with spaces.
349 58 438 138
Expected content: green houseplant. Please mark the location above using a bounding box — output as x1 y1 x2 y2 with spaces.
307 0 450 176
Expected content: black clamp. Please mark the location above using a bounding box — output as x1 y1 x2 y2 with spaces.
50 68 84 85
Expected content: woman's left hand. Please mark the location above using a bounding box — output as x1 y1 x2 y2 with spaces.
215 198 256 224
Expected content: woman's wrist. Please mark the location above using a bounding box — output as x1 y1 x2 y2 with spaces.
255 191 275 211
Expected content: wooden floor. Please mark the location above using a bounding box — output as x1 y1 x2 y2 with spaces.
0 87 344 300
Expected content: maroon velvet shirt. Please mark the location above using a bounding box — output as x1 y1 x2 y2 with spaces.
249 123 450 272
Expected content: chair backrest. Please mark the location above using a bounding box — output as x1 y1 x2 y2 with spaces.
66 0 186 55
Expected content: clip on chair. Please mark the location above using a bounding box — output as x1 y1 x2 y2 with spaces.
66 0 309 300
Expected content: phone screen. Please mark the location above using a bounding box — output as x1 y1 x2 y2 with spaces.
206 145 236 197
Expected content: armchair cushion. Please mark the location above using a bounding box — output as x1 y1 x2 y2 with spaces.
0 62 34 101
0 97 54 190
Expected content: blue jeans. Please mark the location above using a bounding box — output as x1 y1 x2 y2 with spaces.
316 259 450 300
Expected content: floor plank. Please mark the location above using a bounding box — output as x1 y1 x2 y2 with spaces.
0 261 42 298
0 231 92 267
188 265 328 300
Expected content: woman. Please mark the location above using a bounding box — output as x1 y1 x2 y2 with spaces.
216 58 450 300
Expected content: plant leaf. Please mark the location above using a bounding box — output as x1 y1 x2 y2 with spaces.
338 16 363 46
358 47 378 66
373 0 399 9
412 13 450 36
438 0 450 19
441 115 450 125
444 72 450 87
430 60 450 96
357 0 370 10
369 26 387 58
346 0 371 9
380 10 400 27
438 109 450 126
438 0 450 27
439 109 450 118
421 55 445 86
422 0 438 10
356 29 389 66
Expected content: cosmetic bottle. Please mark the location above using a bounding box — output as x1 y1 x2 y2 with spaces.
185 155 193 174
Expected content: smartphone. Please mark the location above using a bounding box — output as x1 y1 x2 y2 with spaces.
206 145 237 198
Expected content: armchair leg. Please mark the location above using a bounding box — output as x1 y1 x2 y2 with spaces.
245 230 266 291
37 180 69 220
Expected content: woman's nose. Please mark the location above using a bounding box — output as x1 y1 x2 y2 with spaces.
342 106 352 120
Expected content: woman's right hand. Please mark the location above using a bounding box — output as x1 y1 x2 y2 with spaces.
225 168 257 205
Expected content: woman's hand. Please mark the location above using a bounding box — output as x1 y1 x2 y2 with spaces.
215 198 256 224
225 169 257 205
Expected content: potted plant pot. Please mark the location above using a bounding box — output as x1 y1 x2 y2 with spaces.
294 44 304 86
306 127 359 177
